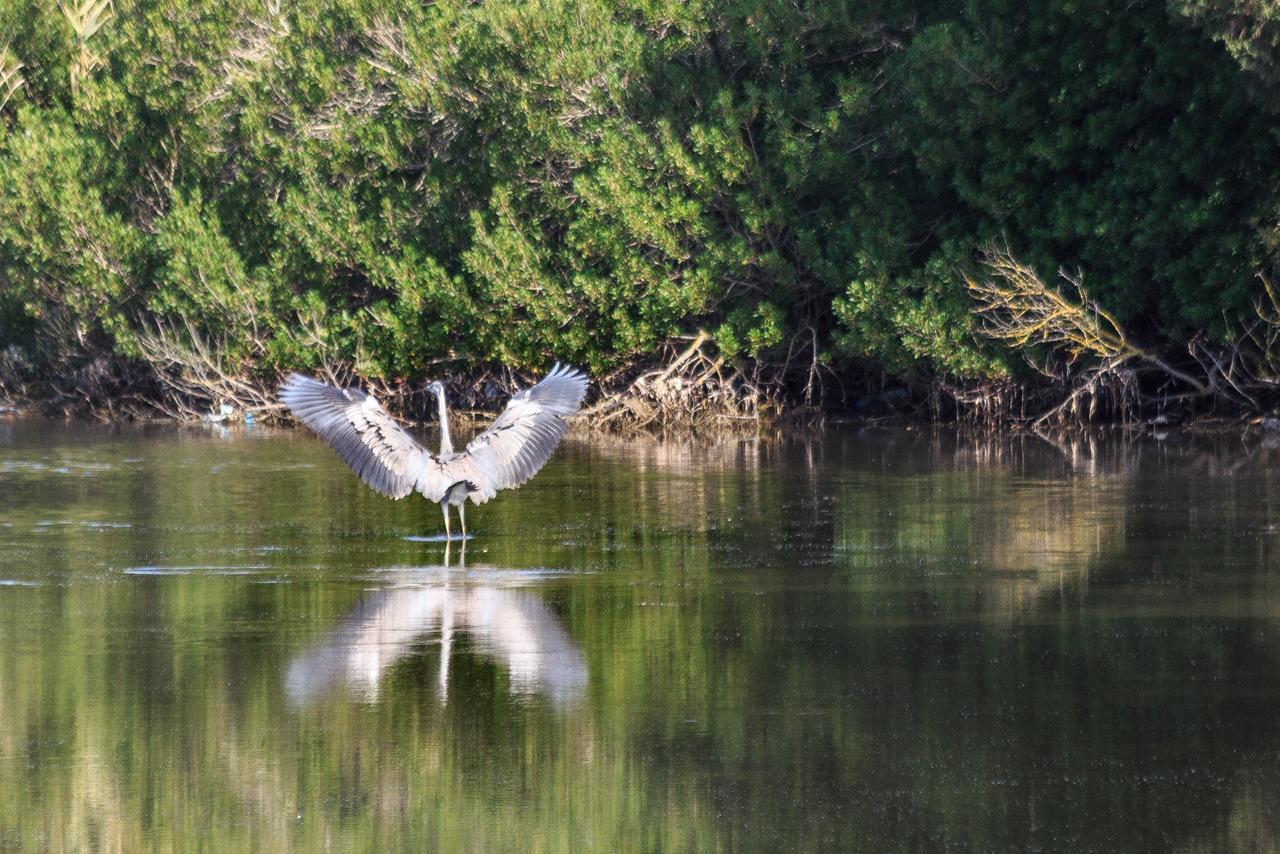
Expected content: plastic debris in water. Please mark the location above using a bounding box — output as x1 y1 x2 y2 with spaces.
202 403 235 423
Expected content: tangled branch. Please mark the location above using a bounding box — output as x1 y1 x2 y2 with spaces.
581 330 771 433
966 248 1133 362
133 317 281 420
965 246 1226 426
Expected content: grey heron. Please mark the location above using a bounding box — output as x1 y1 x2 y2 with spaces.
279 364 588 539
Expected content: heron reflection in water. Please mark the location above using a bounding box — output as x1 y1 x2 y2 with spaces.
285 553 588 711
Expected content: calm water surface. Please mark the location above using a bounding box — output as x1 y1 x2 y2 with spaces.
1 420 1278 851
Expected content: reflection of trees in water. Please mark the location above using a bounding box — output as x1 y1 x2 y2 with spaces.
830 428 1280 618
285 572 588 710
5 426 1280 850
0 572 703 852
965 478 1123 614
833 446 1129 618
1181 787 1280 853
570 436 774 538
585 435 770 475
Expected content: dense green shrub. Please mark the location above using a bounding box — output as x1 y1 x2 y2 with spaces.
0 0 1275 404
898 0 1278 334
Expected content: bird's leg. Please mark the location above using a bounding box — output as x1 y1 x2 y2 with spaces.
459 502 467 540
441 503 451 541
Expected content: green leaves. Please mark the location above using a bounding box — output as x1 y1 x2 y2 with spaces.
0 0 1275 403
151 189 276 363
0 107 142 366
896 0 1277 337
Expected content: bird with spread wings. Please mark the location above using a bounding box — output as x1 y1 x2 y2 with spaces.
279 364 588 539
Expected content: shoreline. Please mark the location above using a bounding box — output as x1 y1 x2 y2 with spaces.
1 392 1274 440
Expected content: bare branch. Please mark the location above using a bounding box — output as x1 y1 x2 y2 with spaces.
967 246 1212 397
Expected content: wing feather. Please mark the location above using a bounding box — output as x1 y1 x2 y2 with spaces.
453 363 588 503
279 373 429 500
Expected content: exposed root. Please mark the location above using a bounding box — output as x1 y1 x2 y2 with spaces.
0 344 34 405
934 378 1026 428
132 317 282 421
106 321 774 434
580 331 773 434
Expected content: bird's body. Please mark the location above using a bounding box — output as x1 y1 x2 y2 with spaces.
279 364 588 538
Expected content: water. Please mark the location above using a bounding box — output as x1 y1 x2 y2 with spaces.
0 420 1278 851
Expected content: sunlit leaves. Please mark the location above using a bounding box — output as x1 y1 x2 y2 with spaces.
0 44 22 112
0 0 1274 399
59 0 112 94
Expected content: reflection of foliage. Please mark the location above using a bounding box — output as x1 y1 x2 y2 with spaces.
1 428 1280 849
833 444 1128 617
1180 787 1280 853
0 427 813 850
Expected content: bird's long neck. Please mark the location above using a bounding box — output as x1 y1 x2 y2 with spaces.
435 389 454 456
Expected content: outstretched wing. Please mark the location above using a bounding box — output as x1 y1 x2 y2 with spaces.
279 373 430 499
451 363 588 504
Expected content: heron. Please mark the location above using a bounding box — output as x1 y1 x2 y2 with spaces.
278 364 588 539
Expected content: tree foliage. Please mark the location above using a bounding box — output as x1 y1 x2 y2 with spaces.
0 0 1276 408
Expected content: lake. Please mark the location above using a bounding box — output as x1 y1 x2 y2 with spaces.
0 420 1278 851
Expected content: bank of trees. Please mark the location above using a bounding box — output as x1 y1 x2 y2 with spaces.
0 0 1278 423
